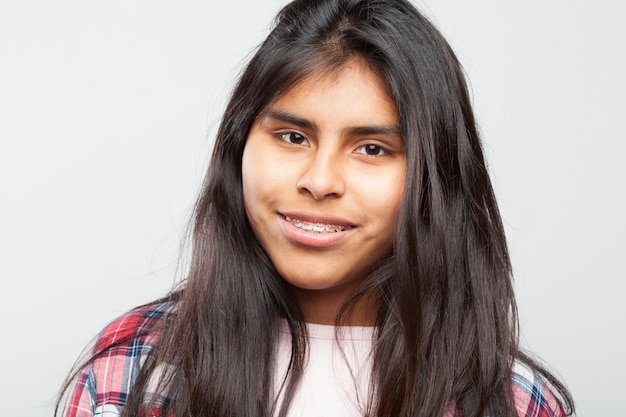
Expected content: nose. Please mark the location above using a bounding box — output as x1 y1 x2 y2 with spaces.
296 152 346 200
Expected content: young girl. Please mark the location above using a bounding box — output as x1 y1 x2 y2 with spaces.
57 0 574 416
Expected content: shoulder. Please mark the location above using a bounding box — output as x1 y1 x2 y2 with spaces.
510 361 567 417
64 301 173 417
91 301 171 354
88 301 172 388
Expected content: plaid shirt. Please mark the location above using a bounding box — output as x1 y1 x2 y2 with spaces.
64 303 567 417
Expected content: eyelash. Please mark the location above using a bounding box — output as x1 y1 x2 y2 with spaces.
275 132 309 146
354 144 390 157
274 131 391 157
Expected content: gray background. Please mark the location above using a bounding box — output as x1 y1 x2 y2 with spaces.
1 1 624 416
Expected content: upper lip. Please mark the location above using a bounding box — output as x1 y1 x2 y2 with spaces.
280 212 356 228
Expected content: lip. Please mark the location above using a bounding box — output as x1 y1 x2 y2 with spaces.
278 212 356 248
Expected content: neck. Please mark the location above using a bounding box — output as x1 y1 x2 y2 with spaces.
289 286 379 326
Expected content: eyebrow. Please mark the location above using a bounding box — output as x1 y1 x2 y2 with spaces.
261 109 402 138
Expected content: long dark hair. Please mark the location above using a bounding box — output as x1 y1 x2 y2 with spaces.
57 0 574 416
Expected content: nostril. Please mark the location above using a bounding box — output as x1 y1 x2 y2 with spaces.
296 159 346 200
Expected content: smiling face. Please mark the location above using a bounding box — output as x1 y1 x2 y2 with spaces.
241 60 406 324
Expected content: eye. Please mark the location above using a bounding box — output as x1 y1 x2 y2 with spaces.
276 132 309 146
354 144 389 156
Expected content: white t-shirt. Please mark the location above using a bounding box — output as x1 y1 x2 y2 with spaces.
274 321 375 417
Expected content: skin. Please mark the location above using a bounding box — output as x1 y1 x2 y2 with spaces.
241 60 406 325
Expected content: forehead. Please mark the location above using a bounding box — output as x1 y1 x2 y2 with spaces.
264 59 398 128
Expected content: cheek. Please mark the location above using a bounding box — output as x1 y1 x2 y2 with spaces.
361 171 405 218
367 173 405 246
242 155 270 203
242 144 296 206
241 142 262 218
241 140 284 223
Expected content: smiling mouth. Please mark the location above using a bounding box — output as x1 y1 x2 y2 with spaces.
283 215 352 233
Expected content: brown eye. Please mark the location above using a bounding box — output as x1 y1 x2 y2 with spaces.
355 144 388 156
277 132 309 146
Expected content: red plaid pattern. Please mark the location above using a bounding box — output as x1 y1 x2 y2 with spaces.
63 303 566 417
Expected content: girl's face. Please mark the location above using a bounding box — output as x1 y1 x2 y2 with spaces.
242 61 406 324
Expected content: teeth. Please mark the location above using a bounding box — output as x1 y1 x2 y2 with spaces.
284 215 348 233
